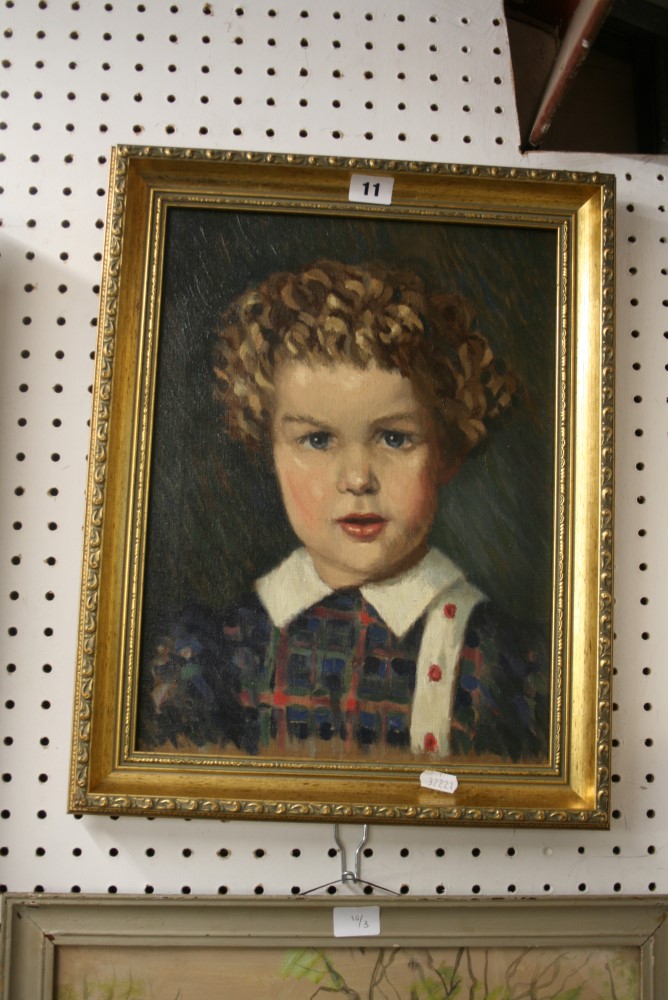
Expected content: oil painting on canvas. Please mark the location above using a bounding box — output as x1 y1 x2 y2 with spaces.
136 209 556 768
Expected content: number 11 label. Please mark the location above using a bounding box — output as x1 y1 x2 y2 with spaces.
349 174 394 206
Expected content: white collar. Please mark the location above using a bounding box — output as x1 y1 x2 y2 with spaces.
255 547 470 638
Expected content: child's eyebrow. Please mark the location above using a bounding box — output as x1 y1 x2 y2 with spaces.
279 413 333 429
371 409 423 426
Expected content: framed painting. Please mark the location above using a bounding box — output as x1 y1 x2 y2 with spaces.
69 146 614 826
2 895 663 999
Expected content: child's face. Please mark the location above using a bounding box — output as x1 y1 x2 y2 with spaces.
271 361 450 590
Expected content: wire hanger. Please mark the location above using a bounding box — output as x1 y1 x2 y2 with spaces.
335 822 368 883
301 824 401 896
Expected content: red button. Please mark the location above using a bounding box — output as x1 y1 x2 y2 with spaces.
428 664 442 682
443 603 457 619
423 732 438 752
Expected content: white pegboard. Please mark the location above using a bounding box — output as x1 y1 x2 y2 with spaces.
0 0 666 899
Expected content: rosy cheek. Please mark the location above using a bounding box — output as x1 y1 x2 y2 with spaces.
280 464 327 530
390 464 439 526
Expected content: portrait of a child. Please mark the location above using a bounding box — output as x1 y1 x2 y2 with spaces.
139 258 549 763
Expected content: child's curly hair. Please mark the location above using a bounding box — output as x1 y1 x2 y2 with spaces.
213 259 517 463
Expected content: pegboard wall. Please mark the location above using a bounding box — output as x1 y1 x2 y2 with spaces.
1 0 666 900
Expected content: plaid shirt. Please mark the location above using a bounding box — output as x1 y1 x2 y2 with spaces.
140 552 548 762
226 588 423 755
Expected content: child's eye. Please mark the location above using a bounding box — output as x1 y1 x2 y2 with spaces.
380 429 411 449
301 431 332 450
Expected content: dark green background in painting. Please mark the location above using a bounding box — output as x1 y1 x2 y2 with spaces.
140 206 557 655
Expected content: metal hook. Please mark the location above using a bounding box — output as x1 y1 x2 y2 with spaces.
299 824 399 895
334 823 369 883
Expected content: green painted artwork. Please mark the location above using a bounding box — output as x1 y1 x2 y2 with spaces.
55 943 640 1000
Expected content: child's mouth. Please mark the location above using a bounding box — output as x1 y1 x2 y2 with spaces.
336 513 387 540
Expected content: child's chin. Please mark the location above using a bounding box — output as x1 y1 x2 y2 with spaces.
310 539 426 589
315 557 392 590
337 555 412 587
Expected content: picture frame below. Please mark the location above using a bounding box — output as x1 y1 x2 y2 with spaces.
2 895 663 999
70 146 614 826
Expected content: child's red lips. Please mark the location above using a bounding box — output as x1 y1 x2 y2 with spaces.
336 514 387 540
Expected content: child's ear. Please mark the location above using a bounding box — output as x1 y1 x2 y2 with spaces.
436 456 461 487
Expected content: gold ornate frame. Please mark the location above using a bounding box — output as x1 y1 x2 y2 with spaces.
3 896 663 999
70 147 614 826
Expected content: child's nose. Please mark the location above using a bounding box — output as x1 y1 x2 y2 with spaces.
337 446 379 495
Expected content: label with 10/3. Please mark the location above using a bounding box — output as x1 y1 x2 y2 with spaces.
348 174 394 206
333 905 381 938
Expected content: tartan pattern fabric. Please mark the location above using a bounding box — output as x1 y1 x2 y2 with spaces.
139 592 548 761
228 589 423 754
449 609 547 760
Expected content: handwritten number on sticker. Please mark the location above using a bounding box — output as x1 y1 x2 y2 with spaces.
333 905 381 937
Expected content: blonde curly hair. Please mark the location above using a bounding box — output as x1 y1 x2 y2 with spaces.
213 260 517 463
